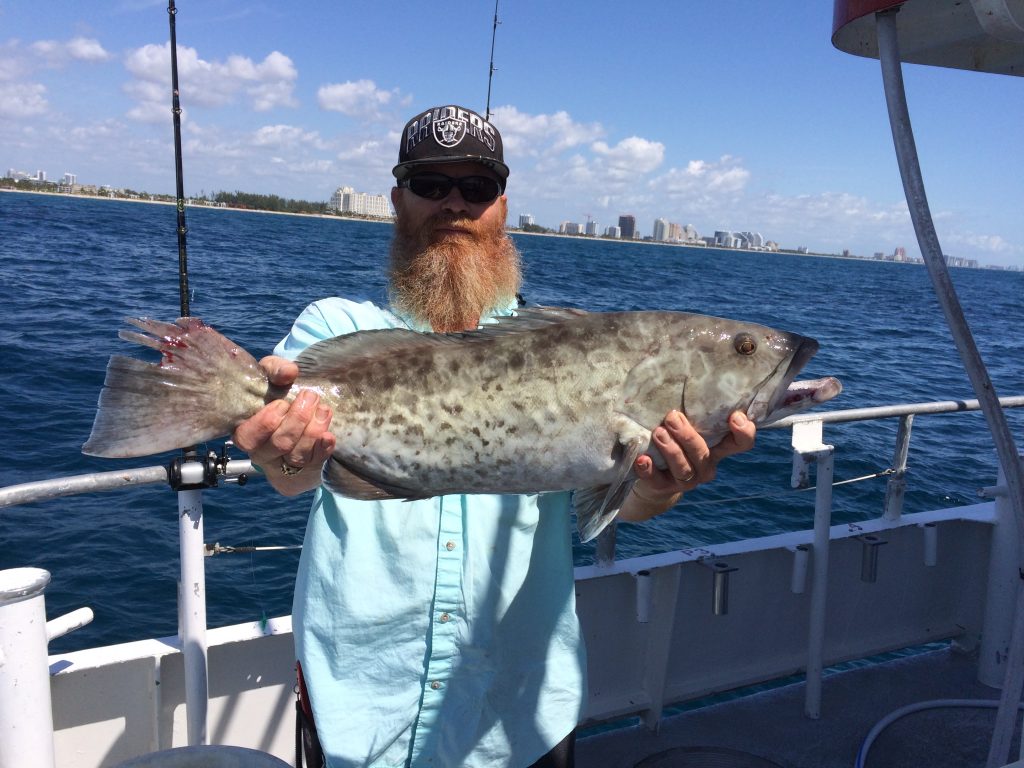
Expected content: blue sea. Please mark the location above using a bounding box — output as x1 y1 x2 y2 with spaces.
1 190 1021 654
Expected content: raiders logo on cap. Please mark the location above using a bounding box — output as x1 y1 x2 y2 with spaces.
393 105 509 183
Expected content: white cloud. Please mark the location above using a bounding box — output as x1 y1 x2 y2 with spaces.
317 79 396 120
655 156 751 198
123 43 298 121
66 37 112 63
944 232 1017 255
30 37 111 66
337 139 386 161
592 136 665 176
0 82 48 118
491 106 604 156
252 124 326 150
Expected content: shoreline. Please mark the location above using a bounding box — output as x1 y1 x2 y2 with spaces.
4 188 1017 270
0 187 394 225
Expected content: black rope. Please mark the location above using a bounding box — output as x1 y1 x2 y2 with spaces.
167 0 190 319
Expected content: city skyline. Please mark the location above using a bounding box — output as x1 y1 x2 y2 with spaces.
4 164 1006 269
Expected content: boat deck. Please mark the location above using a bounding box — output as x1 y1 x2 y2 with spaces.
577 646 1019 768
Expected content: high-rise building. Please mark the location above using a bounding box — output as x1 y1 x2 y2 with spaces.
585 220 598 236
329 185 392 218
652 218 669 242
605 226 621 238
519 213 534 228
618 215 636 240
62 173 76 186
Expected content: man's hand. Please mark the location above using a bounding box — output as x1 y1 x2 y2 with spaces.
232 356 336 496
618 410 756 522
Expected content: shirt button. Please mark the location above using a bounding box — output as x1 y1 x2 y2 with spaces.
439 612 450 623
430 681 442 690
445 540 456 551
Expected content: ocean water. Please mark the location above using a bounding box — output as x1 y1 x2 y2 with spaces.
1 190 1021 653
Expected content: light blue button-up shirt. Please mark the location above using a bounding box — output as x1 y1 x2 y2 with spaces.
276 297 586 768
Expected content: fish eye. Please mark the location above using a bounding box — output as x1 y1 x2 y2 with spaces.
733 333 757 356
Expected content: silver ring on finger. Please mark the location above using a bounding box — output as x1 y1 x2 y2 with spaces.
280 458 304 476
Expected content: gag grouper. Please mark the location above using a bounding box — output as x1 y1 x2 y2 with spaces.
83 307 841 541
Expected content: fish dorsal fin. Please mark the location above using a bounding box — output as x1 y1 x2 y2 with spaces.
295 307 591 378
442 306 591 340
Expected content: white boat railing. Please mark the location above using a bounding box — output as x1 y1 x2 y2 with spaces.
0 396 1022 768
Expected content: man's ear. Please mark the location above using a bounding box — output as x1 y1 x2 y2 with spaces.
390 187 402 209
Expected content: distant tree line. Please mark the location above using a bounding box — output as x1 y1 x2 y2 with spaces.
518 222 553 234
211 190 328 215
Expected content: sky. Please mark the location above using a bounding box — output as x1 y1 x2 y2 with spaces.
1 0 1022 267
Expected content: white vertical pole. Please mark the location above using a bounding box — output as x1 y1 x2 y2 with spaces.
804 447 835 720
178 487 208 745
978 462 1021 688
0 568 56 768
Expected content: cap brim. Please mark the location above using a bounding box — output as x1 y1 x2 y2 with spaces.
392 156 510 182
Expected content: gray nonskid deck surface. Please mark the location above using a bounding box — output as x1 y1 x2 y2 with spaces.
577 648 1023 768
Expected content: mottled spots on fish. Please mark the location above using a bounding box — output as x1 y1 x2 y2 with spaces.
440 421 452 431
372 415 384 428
495 383 503 392
388 414 406 425
507 350 525 369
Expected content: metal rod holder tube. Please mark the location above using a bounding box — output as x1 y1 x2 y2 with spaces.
790 545 810 594
711 562 735 616
0 568 57 768
920 522 938 567
635 570 652 624
859 535 887 583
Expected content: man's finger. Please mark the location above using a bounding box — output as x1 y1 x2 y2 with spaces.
232 400 289 452
709 412 757 463
259 356 299 387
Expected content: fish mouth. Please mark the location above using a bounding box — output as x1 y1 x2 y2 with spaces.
746 336 841 424
758 337 842 424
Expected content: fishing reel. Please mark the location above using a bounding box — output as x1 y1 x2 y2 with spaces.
167 441 250 491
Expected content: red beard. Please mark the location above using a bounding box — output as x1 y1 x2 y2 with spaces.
388 208 522 332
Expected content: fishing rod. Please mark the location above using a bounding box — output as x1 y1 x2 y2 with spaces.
168 0 191 318
166 1 211 749
485 0 500 120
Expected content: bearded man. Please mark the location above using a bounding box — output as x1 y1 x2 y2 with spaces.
233 105 756 768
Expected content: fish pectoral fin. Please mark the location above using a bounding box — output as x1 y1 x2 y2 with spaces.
574 434 646 543
621 355 688 427
322 457 426 501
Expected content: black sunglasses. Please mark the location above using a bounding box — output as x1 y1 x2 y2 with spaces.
399 173 504 204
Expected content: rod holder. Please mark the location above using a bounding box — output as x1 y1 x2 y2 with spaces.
701 560 738 616
634 570 652 624
919 522 938 567
789 544 810 594
858 535 888 583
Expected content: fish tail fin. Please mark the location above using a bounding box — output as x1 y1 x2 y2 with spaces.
83 317 269 458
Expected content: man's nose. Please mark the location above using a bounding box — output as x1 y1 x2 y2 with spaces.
440 185 470 214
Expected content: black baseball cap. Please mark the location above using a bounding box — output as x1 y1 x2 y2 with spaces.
392 105 509 184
